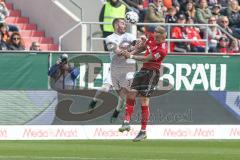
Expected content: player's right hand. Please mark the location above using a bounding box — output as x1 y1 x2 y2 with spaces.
123 51 131 59
140 35 147 42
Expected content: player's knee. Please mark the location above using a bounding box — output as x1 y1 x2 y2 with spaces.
127 91 137 100
100 83 111 92
140 97 149 106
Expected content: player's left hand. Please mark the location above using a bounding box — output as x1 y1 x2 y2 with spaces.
123 51 131 59
118 49 127 57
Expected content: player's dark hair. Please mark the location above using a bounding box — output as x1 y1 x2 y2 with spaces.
112 18 125 27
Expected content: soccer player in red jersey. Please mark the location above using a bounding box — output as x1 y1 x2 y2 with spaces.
119 26 168 141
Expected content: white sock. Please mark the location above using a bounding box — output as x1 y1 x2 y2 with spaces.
116 97 125 111
93 83 111 101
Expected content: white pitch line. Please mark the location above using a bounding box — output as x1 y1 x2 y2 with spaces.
0 156 172 160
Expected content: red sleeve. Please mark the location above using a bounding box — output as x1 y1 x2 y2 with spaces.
147 33 154 41
151 51 162 61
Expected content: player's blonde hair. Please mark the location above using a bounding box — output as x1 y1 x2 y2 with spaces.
154 26 166 34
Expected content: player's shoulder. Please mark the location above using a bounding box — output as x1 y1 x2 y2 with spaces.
157 42 168 53
160 42 167 49
106 33 117 40
124 32 134 36
123 32 135 39
106 33 119 43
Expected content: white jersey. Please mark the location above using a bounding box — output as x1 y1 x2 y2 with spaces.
105 32 136 68
105 32 137 90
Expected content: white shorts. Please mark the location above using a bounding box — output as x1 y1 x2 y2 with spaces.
103 68 113 85
111 65 136 91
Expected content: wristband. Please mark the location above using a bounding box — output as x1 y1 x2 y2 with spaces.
130 55 134 59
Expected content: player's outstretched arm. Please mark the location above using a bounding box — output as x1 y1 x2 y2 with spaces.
124 52 153 62
106 42 126 56
133 35 147 54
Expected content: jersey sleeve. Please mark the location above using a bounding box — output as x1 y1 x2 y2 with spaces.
151 43 167 61
127 33 136 42
105 35 112 45
151 51 162 61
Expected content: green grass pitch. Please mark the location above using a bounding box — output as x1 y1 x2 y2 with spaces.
0 140 239 160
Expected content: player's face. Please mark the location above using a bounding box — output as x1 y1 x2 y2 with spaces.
154 32 167 44
116 20 126 34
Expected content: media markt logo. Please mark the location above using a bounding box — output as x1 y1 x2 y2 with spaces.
158 63 227 91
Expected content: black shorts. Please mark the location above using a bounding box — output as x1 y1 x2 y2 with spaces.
131 68 160 97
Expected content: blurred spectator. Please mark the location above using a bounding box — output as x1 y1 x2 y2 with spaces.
206 16 223 51
163 0 180 11
176 0 186 11
0 22 9 42
0 1 19 32
210 36 228 53
145 0 167 32
185 17 205 52
7 32 25 50
48 54 80 90
123 0 144 13
229 38 239 53
0 1 8 22
183 1 196 18
170 14 189 52
165 6 177 23
177 0 194 13
218 0 229 8
0 31 8 50
210 36 237 54
29 42 41 51
222 0 240 38
195 0 212 24
99 0 127 51
123 0 145 32
218 16 233 36
211 4 222 19
218 36 236 54
208 0 218 7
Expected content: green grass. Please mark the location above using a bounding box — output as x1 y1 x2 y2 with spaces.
0 140 239 160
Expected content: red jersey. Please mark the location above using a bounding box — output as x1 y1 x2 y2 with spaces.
142 34 168 70
185 27 205 47
170 26 184 52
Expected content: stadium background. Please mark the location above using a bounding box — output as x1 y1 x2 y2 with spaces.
0 52 239 126
0 0 240 159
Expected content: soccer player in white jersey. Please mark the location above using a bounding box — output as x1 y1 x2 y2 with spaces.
88 18 137 122
105 18 137 121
